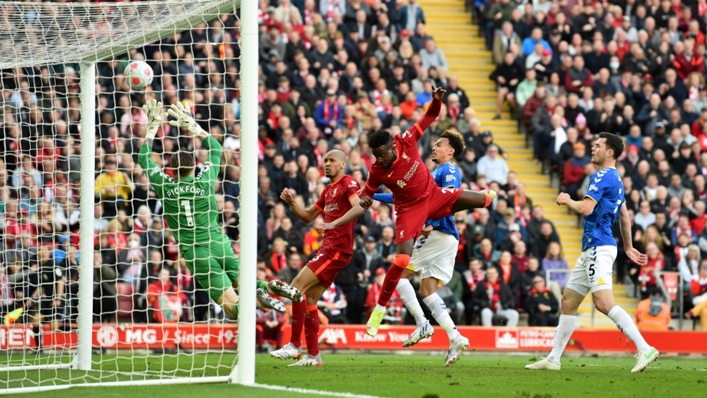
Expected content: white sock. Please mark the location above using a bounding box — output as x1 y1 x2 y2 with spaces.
397 279 427 327
375 304 386 313
423 293 460 341
607 306 651 353
547 315 577 362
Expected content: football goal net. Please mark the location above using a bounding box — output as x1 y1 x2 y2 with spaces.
0 0 260 393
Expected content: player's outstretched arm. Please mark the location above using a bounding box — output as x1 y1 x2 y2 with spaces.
414 87 445 136
281 188 321 224
555 192 596 216
169 102 222 168
619 203 648 266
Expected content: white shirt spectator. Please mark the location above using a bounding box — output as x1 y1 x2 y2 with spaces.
420 40 448 70
553 127 567 155
634 211 656 232
477 145 509 184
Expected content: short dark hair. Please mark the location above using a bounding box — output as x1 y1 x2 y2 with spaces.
599 132 624 160
170 151 196 179
368 130 392 149
440 130 465 157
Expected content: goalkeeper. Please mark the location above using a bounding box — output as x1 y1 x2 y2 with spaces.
138 100 302 320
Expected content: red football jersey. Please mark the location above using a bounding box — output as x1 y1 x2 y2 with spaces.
361 122 437 210
314 174 359 254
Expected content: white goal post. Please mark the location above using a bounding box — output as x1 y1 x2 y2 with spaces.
0 0 258 392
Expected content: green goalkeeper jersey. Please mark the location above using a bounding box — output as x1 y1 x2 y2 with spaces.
138 136 223 248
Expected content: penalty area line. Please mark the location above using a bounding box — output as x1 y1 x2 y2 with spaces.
249 383 386 398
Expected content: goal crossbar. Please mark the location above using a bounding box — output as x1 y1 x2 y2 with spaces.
0 0 241 69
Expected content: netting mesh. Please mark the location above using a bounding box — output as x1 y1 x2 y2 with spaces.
0 0 245 391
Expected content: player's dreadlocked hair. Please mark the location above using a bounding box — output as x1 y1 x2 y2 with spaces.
440 130 465 157
599 132 624 160
171 150 196 179
368 129 392 149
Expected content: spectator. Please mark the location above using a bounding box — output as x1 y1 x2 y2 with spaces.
515 68 538 109
634 201 656 231
484 0 515 51
94 155 133 218
639 242 664 298
471 266 519 327
563 142 590 200
542 241 569 291
493 251 521 299
527 205 559 243
521 27 551 57
476 145 509 185
419 39 448 70
256 307 286 350
493 22 521 66
92 251 117 323
490 52 522 119
530 221 560 259
634 292 671 331
277 251 303 285
397 0 426 33
526 275 559 327
314 90 343 135
318 282 347 324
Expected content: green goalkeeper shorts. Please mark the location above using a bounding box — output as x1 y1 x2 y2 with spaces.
181 234 239 302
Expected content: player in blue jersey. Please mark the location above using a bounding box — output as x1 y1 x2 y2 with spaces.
373 130 470 366
526 133 658 373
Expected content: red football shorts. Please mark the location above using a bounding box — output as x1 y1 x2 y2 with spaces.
394 187 463 244
306 249 353 287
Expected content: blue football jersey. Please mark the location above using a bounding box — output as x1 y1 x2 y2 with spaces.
426 162 461 240
582 167 624 251
372 162 461 240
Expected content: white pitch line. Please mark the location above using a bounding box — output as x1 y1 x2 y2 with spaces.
250 383 386 398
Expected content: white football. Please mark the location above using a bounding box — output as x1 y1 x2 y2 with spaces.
125 60 153 91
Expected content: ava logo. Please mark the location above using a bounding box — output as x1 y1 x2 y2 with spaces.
397 180 407 188
97 325 119 347
319 328 348 344
495 330 519 349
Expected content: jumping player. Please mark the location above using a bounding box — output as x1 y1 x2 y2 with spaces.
138 100 302 321
270 150 361 367
526 132 659 373
373 130 470 366
320 87 496 336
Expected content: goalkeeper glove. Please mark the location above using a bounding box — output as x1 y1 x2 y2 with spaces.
168 101 202 134
142 99 165 141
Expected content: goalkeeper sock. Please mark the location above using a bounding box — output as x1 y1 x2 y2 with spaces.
256 280 269 290
377 254 410 307
290 299 307 348
397 279 427 327
304 305 320 356
547 315 576 362
607 306 651 353
423 293 460 341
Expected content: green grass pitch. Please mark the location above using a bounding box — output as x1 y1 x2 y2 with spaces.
4 353 707 397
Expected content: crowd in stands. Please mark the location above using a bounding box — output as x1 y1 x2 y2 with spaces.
476 0 707 328
1 0 706 352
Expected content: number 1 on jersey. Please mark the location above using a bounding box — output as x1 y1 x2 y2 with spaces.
181 200 194 226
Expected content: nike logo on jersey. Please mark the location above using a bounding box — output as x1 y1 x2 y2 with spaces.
388 171 394 177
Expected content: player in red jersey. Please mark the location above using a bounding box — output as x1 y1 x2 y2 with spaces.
321 87 497 336
270 150 362 366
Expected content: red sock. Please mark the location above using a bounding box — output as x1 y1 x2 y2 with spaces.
304 305 320 356
290 299 307 348
377 254 410 307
